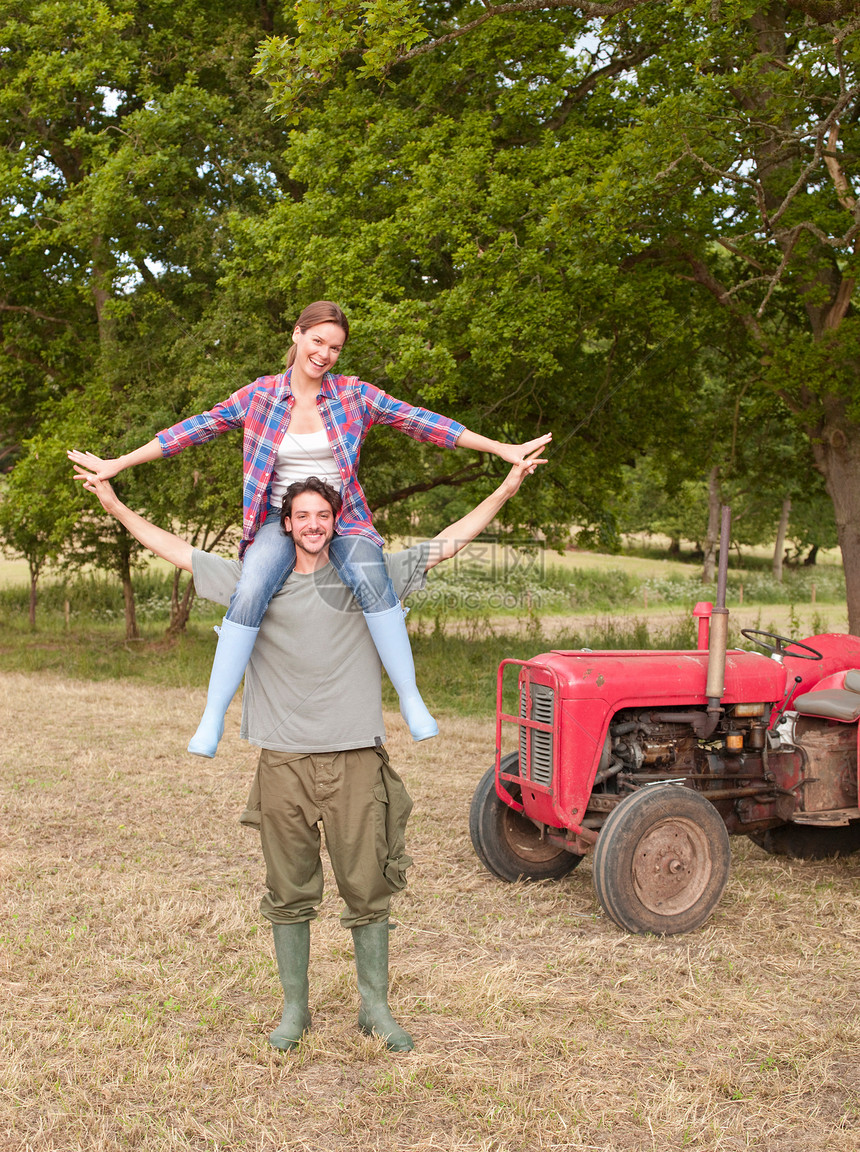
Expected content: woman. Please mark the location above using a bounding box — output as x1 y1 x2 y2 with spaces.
69 301 550 756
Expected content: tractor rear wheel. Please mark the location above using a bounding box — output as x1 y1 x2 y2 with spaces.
469 760 583 883
748 821 860 859
592 785 731 935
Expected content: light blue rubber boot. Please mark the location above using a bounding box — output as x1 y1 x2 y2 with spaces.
352 921 413 1053
269 922 312 1052
363 605 438 741
187 618 260 758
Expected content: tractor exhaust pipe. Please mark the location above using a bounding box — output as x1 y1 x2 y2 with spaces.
703 505 731 738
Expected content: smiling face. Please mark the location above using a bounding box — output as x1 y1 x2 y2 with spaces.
282 490 336 563
290 321 346 383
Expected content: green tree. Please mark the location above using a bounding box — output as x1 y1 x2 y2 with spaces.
0 0 290 615
255 1 860 625
0 442 80 626
589 3 860 613
225 4 710 547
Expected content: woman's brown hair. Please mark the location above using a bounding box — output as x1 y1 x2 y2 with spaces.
286 301 349 368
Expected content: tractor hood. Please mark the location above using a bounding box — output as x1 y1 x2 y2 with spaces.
527 633 860 709
529 648 784 709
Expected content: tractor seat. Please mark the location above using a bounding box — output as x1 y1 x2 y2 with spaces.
843 669 860 693
793 689 860 722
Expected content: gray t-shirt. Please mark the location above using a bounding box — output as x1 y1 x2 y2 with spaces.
191 544 430 754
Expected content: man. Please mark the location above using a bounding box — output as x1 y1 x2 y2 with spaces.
77 452 542 1054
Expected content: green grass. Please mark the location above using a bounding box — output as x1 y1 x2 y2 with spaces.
0 611 702 709
0 561 845 717
0 570 223 687
0 591 709 713
0 569 223 623
0 622 219 687
3 553 844 630
0 594 786 720
411 557 846 618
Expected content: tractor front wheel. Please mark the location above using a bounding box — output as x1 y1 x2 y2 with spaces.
592 785 731 935
469 761 584 883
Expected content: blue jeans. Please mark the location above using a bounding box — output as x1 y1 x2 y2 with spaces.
226 512 398 627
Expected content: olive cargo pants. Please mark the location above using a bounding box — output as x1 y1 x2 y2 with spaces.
256 746 413 929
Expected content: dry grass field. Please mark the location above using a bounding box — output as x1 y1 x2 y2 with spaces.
2 671 859 1152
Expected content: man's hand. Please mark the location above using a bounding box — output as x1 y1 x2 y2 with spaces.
68 438 163 478
499 446 546 495
67 450 124 481
425 446 547 570
73 464 194 572
74 465 121 514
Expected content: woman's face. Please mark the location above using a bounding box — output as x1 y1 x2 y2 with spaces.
291 322 346 381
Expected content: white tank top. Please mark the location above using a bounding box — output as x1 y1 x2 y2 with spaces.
270 429 341 509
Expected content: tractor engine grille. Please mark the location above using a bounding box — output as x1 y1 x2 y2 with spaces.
519 682 555 787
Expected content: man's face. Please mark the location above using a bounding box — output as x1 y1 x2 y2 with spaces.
283 491 336 557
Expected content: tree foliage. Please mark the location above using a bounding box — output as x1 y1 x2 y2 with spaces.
0 439 81 626
254 0 860 622
0 0 291 623
2 0 859 632
231 4 713 543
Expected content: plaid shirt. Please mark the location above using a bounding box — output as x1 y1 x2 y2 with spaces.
158 371 466 556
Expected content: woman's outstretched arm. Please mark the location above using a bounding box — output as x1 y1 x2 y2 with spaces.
67 380 256 481
424 447 544 571
67 438 163 482
455 429 552 465
359 381 552 466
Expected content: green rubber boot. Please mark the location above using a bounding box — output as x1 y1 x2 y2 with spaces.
351 921 414 1053
268 922 312 1052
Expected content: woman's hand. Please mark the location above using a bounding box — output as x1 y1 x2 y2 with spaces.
425 446 547 569
495 432 552 466
67 450 125 481
455 428 552 465
68 438 162 478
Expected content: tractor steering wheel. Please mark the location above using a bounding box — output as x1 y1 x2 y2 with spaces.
740 629 823 661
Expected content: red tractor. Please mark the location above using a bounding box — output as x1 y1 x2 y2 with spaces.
469 512 860 935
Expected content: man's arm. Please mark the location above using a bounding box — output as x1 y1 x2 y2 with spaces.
425 448 544 571
74 467 194 572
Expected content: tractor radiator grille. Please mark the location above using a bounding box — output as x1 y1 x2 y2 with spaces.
518 682 555 787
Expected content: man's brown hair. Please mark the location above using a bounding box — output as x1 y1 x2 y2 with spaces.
279 476 343 532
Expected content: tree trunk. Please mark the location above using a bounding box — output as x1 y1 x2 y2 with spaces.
772 497 791 583
166 569 197 638
121 572 138 641
91 235 117 352
116 531 139 641
812 419 860 635
701 466 721 584
28 558 41 629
